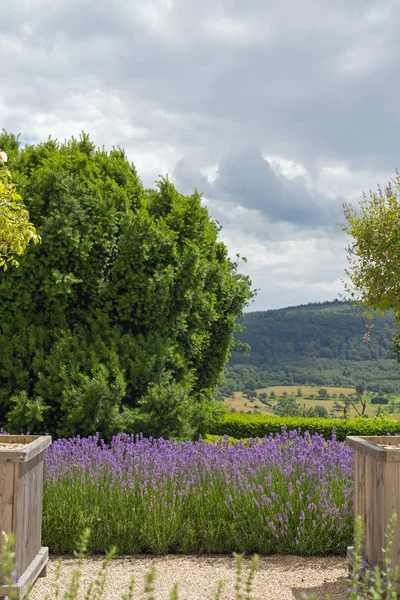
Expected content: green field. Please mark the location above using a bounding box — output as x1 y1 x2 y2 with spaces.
223 385 400 419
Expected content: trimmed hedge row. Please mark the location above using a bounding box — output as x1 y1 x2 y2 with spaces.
208 414 400 442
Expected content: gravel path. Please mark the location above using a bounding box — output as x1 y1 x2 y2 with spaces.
29 555 348 599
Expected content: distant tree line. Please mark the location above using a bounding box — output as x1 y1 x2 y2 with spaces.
218 301 400 394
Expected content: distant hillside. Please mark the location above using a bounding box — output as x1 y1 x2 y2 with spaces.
223 300 400 394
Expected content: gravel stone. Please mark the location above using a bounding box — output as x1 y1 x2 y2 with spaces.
0 443 28 450
29 554 348 599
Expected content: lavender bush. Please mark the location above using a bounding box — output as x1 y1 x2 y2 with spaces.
42 428 353 555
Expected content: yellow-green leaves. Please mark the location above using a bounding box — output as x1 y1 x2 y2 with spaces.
0 159 40 270
341 174 400 322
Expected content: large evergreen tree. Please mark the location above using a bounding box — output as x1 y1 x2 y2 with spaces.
0 132 254 439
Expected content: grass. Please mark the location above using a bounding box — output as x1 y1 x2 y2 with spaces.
225 386 356 414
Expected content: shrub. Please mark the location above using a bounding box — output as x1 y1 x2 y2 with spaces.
273 397 301 416
371 396 389 405
0 132 253 440
208 413 400 441
314 405 328 418
7 391 48 433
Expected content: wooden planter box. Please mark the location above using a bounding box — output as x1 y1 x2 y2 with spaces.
347 435 400 588
0 435 52 599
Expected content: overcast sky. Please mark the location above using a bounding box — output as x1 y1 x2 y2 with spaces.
2 0 399 311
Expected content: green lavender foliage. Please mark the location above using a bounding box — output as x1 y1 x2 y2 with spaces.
0 131 253 440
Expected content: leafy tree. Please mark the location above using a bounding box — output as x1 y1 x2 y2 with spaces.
331 393 367 419
123 372 224 440
351 385 368 416
341 173 400 348
273 397 317 417
371 396 389 405
273 397 301 417
243 388 257 399
0 132 253 439
222 378 236 397
375 404 392 418
317 388 329 399
356 381 365 396
387 399 398 413
0 148 40 269
296 387 303 397
331 400 350 419
258 392 270 407
243 377 257 391
314 405 328 418
300 405 318 418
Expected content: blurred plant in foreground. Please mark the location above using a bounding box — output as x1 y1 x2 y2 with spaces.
0 516 398 599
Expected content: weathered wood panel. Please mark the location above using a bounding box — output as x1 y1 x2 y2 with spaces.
350 435 400 591
0 435 50 598
0 462 15 536
13 455 43 575
0 547 48 599
347 435 400 461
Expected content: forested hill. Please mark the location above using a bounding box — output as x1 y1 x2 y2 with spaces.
224 300 400 393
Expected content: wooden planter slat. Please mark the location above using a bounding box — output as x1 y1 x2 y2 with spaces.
0 548 48 599
0 435 51 599
347 435 400 590
0 436 51 463
0 463 14 533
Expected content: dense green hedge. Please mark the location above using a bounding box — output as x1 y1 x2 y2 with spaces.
208 413 400 441
0 132 253 440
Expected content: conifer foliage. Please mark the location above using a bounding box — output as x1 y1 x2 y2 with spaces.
0 132 253 439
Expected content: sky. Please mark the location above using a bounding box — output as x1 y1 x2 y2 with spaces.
2 0 399 311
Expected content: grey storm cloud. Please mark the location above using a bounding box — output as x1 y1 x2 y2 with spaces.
3 0 400 173
174 148 344 229
1 0 399 309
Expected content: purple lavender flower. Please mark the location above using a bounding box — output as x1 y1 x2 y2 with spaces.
42 429 353 555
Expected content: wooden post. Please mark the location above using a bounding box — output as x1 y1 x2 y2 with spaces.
0 435 52 599
347 435 400 591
